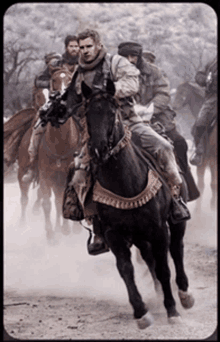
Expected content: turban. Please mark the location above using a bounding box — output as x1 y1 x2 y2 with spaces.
118 42 142 57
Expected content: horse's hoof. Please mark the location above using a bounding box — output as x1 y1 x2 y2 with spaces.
168 315 183 325
178 290 195 309
136 312 154 329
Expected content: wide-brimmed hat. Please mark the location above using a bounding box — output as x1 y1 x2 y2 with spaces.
118 42 142 57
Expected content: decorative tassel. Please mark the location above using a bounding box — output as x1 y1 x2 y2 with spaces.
93 169 162 210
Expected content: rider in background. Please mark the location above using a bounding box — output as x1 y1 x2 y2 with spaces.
61 35 79 74
118 41 200 202
190 57 217 166
34 35 79 91
22 36 80 183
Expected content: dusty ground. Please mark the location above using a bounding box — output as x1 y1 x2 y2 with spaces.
3 162 217 340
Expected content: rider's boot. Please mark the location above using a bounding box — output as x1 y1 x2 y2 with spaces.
189 136 204 166
168 182 191 224
88 215 110 256
190 151 203 166
159 145 191 224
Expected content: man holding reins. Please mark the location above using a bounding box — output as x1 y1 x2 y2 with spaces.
37 29 190 255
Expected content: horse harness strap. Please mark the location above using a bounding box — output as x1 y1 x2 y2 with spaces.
93 169 162 209
108 124 132 158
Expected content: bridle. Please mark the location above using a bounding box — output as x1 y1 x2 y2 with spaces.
50 69 73 92
84 91 132 162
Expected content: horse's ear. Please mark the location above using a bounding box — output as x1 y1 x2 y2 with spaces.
106 78 115 96
81 81 93 99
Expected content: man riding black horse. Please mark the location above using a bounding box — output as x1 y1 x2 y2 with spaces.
190 56 217 166
32 29 191 255
118 41 200 202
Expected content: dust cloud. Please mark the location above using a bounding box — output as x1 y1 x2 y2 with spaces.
3 162 217 305
4 180 156 304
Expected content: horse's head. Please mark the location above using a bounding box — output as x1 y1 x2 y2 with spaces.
172 82 190 110
81 79 123 164
33 88 49 109
50 69 73 92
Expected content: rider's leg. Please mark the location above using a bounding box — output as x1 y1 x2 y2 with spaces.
166 128 200 201
131 123 182 189
63 145 110 255
131 123 190 222
22 118 46 183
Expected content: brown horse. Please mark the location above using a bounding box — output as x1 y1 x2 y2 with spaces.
18 69 81 243
173 81 217 210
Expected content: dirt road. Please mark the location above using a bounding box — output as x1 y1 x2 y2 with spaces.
3 165 217 340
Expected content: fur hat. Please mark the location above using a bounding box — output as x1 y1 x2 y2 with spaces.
118 42 142 57
44 52 62 64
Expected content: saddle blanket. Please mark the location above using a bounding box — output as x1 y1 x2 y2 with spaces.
93 169 162 210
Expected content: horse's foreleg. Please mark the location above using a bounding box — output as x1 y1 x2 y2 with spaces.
168 219 195 309
194 162 206 212
196 163 206 194
105 228 153 329
32 186 42 215
134 240 161 294
18 180 30 227
151 227 181 323
209 157 217 211
53 184 71 235
40 180 54 242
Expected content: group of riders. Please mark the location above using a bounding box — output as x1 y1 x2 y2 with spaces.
5 29 217 255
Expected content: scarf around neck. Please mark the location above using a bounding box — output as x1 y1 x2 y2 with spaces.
78 46 107 71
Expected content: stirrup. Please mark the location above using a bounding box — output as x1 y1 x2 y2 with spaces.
189 152 203 166
170 196 191 224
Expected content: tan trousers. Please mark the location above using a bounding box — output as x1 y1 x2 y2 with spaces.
28 115 47 163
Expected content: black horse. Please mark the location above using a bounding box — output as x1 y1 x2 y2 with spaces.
81 79 194 329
